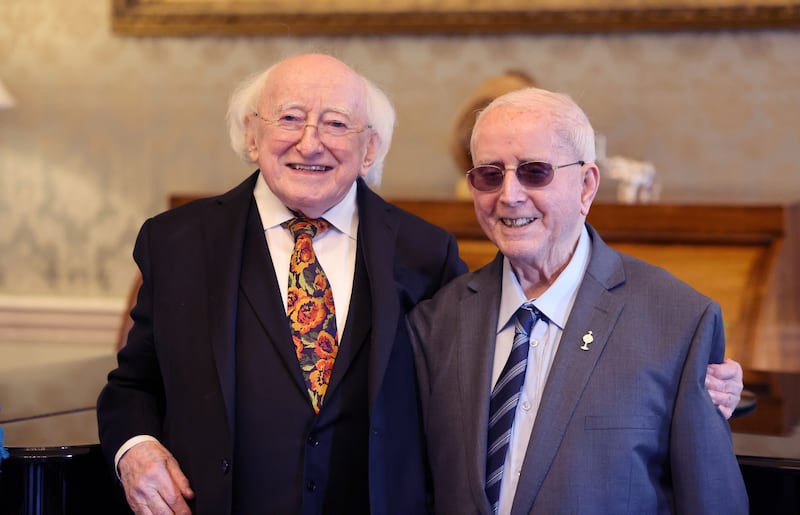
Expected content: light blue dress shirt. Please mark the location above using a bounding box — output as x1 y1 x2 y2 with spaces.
492 226 592 514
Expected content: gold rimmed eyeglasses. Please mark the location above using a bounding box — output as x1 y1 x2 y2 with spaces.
252 112 371 137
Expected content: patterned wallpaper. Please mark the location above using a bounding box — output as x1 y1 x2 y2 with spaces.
1 0 799 298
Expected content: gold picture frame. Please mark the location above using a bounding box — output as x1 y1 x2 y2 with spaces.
112 0 800 36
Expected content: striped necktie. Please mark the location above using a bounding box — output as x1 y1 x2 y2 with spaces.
485 302 541 513
285 216 338 414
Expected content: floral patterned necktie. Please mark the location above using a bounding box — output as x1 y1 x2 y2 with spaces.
285 217 339 414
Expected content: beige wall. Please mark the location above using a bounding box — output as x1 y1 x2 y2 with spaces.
1 0 799 298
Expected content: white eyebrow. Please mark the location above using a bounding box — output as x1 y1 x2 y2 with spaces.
273 102 355 119
273 101 305 113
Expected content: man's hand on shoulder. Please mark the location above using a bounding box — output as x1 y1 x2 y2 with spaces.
706 358 744 420
119 440 195 515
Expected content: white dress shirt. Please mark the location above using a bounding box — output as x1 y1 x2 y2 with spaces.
492 226 591 514
253 172 359 337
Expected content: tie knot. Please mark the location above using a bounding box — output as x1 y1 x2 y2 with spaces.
516 303 543 335
285 217 330 240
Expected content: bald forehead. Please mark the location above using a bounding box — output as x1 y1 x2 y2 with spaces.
260 55 368 119
472 105 565 161
473 104 552 142
275 54 358 79
483 103 549 127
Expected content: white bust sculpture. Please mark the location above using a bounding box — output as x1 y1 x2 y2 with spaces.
599 155 660 203
595 134 660 204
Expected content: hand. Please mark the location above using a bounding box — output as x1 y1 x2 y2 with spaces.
118 440 195 515
705 358 743 420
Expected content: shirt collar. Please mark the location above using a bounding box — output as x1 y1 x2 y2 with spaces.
253 171 359 239
498 225 592 332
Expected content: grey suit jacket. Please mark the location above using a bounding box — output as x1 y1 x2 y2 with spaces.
409 224 748 515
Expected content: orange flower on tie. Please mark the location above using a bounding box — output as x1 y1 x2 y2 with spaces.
290 238 316 274
292 334 304 359
290 296 327 334
309 358 334 396
324 287 335 312
287 286 301 312
313 272 328 291
314 330 338 359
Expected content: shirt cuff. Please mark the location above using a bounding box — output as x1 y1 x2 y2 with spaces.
114 435 159 480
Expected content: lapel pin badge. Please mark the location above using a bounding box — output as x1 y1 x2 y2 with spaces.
580 331 594 351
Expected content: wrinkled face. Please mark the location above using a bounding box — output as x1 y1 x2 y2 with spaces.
245 54 377 218
469 105 598 276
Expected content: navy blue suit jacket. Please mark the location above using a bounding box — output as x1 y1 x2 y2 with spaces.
97 172 466 514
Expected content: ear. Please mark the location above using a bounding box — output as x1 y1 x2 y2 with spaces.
244 114 259 162
359 130 379 177
580 162 600 216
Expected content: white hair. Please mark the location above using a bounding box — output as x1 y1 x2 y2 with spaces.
225 59 396 187
471 87 596 163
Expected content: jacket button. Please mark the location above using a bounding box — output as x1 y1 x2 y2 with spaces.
307 435 319 447
220 459 230 474
306 480 316 492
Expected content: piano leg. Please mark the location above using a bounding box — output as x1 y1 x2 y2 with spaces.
0 444 130 515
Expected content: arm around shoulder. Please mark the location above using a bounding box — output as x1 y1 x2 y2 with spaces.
670 302 748 513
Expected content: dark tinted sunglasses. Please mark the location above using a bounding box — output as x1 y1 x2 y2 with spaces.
466 160 585 192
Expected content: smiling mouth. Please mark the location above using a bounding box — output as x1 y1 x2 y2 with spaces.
500 217 535 227
289 164 332 172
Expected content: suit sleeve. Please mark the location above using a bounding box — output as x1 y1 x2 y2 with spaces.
407 299 436 427
669 301 749 513
440 233 468 288
97 219 167 470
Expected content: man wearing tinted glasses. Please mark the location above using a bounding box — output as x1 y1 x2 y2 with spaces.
408 87 748 514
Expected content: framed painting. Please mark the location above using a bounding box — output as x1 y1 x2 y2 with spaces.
112 0 800 35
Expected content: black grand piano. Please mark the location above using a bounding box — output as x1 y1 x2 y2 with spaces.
0 351 130 514
0 441 130 515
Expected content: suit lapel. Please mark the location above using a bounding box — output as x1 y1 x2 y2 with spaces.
325 241 372 401
511 226 626 514
238 196 309 399
458 254 505 512
201 171 262 432
355 181 402 411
